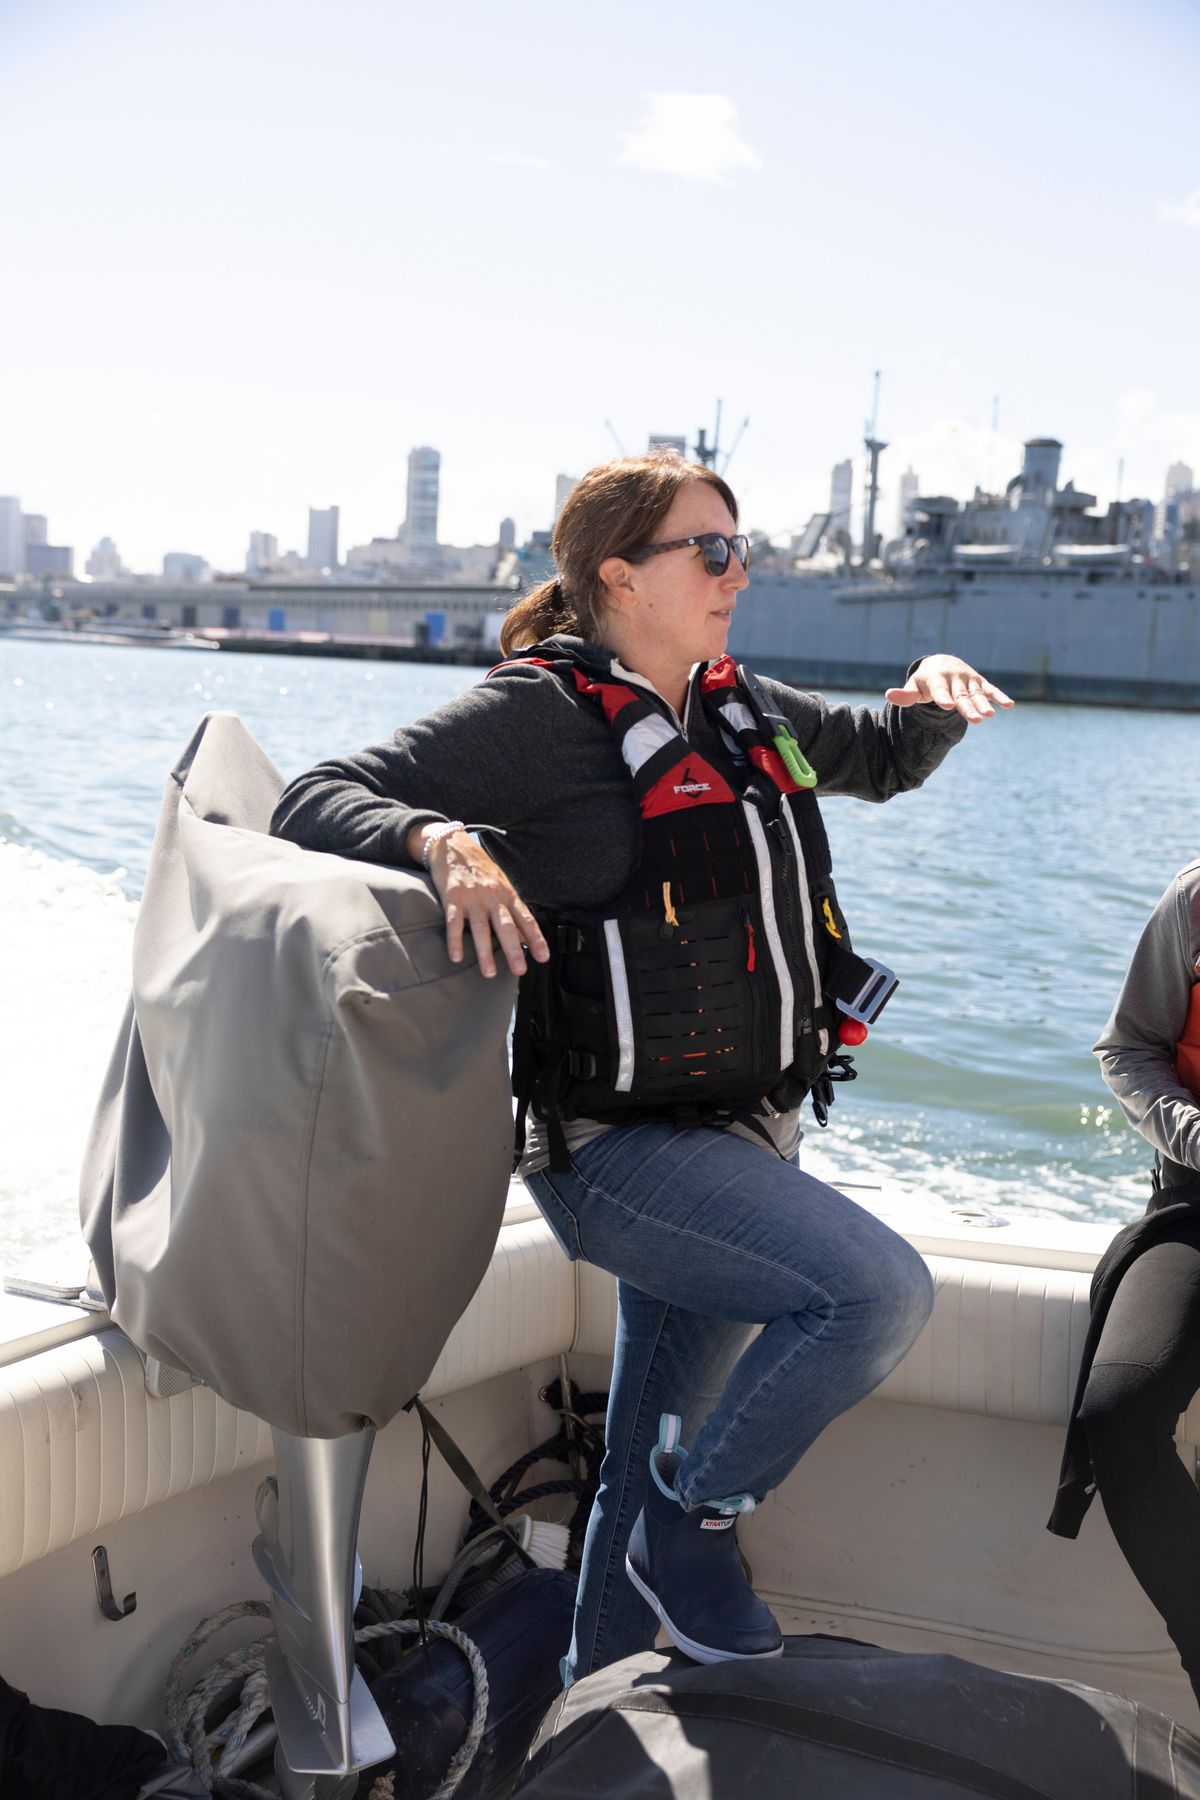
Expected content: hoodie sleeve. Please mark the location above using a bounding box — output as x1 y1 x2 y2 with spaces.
757 671 968 802
1095 869 1200 1171
269 662 572 867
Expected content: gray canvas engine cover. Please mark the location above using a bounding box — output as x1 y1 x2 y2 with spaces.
80 711 517 1438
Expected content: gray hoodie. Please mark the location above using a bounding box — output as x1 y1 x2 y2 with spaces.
1095 860 1200 1171
270 636 968 1167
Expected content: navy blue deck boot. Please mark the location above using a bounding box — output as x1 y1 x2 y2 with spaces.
625 1414 783 1664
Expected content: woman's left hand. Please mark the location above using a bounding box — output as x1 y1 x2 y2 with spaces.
885 655 1015 724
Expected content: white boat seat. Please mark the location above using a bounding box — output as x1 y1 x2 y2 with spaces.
3 1209 1196 1582
570 1251 1200 1449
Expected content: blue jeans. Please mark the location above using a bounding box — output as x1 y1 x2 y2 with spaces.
525 1122 934 1682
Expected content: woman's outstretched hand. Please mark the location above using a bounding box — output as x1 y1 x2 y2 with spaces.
885 655 1015 724
408 826 551 979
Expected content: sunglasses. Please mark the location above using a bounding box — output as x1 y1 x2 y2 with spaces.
628 532 751 578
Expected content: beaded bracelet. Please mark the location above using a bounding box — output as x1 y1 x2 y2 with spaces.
421 820 467 870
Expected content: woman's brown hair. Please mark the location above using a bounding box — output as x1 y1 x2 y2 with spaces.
499 453 739 655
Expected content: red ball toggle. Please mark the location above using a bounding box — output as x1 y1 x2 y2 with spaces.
838 1017 868 1047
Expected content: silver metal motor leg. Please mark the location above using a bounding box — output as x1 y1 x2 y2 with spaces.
270 1761 361 1800
253 1424 395 1792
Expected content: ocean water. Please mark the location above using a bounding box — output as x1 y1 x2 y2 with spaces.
1 634 1195 1275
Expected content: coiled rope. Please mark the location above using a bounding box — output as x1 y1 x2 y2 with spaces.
463 1382 608 1551
165 1600 488 1800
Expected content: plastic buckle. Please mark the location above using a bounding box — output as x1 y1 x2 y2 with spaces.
567 1051 597 1079
835 956 898 1026
556 925 586 954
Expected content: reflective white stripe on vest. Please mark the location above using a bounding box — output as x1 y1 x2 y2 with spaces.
604 919 636 1091
619 712 680 778
741 803 793 1070
716 699 758 737
781 807 829 1056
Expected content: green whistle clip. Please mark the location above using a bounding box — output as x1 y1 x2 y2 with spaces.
774 730 818 789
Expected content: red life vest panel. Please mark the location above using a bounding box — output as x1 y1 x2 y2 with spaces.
1176 979 1200 1097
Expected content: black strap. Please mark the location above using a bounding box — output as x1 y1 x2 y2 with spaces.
615 1688 1061 1800
823 942 880 1008
405 1396 537 1569
512 1097 530 1175
809 1074 833 1128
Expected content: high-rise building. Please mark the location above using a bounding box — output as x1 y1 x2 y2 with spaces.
246 531 279 574
896 467 920 537
498 517 516 552
22 513 47 553
554 475 576 523
307 506 339 571
1155 464 1196 549
27 544 73 578
403 447 440 560
163 552 209 582
827 460 853 543
86 537 124 580
0 497 22 576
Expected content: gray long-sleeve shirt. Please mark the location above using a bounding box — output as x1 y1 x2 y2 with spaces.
1095 861 1200 1172
270 635 968 1168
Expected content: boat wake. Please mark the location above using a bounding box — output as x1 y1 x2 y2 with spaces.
0 842 136 1275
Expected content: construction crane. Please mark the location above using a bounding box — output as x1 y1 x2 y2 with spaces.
693 400 750 474
602 402 749 471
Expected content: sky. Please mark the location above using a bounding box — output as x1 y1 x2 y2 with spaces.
2 0 1198 574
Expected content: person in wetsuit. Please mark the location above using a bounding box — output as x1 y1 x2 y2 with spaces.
270 452 1013 1685
1056 862 1200 1705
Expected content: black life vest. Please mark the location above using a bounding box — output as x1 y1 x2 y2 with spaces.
499 643 884 1168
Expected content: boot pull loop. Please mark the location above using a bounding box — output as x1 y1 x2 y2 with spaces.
657 1413 683 1456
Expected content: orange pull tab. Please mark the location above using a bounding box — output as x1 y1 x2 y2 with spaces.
744 916 756 973
662 882 679 927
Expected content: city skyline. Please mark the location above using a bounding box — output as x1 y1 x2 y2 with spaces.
2 431 1197 582
2 0 1197 573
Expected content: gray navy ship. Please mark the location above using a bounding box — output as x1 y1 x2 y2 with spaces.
731 434 1199 709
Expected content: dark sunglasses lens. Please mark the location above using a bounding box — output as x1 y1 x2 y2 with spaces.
731 535 750 570
702 535 732 576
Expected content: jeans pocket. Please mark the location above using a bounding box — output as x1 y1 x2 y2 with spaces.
525 1171 584 1261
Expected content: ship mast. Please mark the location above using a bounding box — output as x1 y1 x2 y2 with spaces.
862 370 887 566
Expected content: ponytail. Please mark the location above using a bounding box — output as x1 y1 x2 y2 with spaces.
499 577 577 655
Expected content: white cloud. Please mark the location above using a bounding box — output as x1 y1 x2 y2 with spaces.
618 94 763 187
1115 388 1159 428
482 150 550 170
1157 189 1200 228
1072 390 1200 501
880 418 1026 508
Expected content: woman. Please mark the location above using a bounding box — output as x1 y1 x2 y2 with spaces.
271 452 1012 1684
1051 861 1200 1705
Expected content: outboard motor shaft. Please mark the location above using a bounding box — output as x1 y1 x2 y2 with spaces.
253 1426 394 1796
